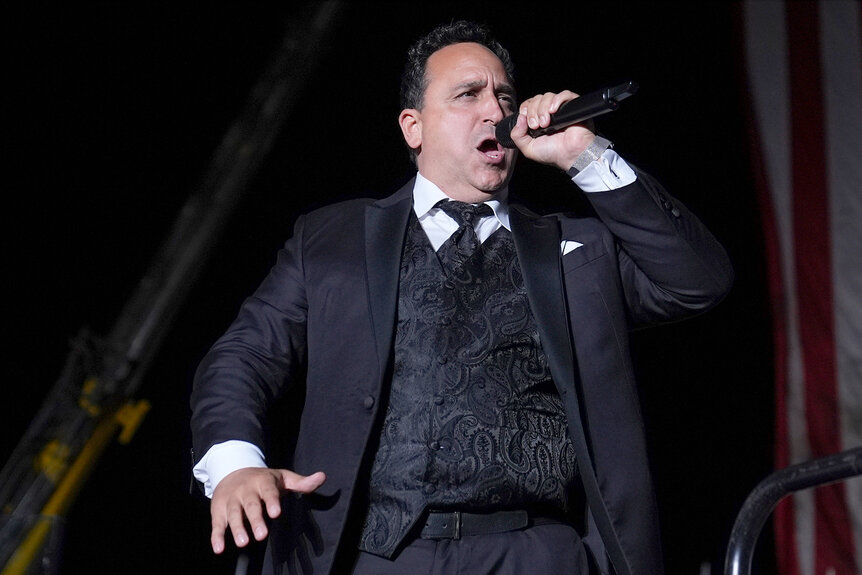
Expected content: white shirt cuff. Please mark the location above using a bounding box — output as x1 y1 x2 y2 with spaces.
192 440 266 498
572 149 637 192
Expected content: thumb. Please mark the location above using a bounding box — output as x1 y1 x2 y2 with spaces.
279 469 326 494
509 110 529 145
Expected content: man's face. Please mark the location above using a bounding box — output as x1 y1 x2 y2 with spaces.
400 42 517 202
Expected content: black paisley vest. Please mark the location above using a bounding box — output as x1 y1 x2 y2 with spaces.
358 212 578 557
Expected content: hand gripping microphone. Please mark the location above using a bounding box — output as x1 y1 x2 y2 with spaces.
495 80 638 148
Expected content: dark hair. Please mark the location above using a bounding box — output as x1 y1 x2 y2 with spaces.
400 20 515 163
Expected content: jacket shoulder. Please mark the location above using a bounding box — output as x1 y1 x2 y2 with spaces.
298 177 415 229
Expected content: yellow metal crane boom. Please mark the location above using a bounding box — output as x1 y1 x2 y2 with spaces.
0 4 344 572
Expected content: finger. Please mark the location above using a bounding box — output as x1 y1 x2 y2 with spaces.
523 93 551 130
536 92 558 128
517 94 538 116
240 496 271 542
549 90 578 115
509 112 531 146
539 90 581 128
257 472 285 519
517 95 536 128
226 498 253 548
281 470 327 494
210 511 228 554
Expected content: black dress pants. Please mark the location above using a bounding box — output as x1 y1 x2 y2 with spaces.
350 523 591 575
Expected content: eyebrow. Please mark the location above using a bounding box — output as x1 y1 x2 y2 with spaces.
453 79 517 98
497 83 517 98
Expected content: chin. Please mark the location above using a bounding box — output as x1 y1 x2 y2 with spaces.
477 171 512 193
471 178 502 193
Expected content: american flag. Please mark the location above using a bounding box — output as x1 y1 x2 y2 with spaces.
741 1 862 573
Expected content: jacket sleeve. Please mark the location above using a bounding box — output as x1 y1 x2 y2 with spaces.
585 169 734 327
190 215 310 464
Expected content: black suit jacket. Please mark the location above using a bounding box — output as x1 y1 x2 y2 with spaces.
191 171 733 575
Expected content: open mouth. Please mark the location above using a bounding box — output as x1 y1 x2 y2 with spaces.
477 137 504 162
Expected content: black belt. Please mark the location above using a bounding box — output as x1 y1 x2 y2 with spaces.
420 510 563 540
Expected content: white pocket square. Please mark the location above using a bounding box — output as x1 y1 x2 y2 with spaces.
560 240 584 255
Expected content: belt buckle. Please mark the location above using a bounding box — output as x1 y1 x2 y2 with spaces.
452 510 461 540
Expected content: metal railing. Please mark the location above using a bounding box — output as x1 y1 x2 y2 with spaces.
724 446 862 575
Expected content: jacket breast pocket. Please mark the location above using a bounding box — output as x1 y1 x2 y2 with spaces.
561 241 607 273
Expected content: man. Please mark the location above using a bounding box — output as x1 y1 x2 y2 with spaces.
191 20 733 575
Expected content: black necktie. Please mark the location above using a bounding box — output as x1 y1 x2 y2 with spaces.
435 200 493 269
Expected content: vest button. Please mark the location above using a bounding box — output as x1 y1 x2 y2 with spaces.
423 484 436 495
434 396 444 405
430 441 440 450
363 396 375 409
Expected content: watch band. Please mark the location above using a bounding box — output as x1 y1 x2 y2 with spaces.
566 135 613 177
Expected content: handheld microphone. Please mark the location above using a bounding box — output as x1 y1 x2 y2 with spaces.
495 80 638 148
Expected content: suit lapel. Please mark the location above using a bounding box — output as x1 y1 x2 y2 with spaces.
509 205 579 392
511 204 630 575
364 180 414 378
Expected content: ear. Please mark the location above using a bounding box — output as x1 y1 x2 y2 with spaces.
398 108 422 151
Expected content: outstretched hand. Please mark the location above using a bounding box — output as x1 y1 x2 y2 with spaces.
209 467 326 554
508 90 597 171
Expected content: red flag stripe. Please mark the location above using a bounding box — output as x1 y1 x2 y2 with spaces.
742 2 802 572
743 2 808 572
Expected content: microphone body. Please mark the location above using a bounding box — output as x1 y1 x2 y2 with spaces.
495 81 638 148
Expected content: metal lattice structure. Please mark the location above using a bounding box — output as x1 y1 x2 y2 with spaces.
0 4 344 572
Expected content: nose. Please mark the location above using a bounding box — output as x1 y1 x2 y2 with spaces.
482 93 506 125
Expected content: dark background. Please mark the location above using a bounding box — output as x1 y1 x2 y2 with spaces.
6 2 775 574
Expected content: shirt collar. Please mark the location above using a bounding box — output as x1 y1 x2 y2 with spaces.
412 172 511 231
